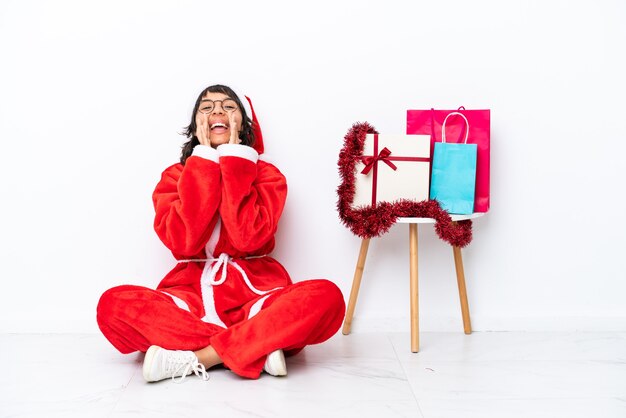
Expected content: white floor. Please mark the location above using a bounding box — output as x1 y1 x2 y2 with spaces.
2 331 626 418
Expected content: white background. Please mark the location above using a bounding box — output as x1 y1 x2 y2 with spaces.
1 0 624 333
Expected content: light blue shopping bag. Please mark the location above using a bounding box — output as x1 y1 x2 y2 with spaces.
429 112 478 215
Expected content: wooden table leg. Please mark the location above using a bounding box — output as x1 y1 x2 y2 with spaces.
342 238 371 335
453 246 472 334
409 224 419 352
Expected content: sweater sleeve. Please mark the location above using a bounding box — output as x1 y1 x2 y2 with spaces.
217 144 287 252
152 146 221 256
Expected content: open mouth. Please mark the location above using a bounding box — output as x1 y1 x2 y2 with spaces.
210 122 229 133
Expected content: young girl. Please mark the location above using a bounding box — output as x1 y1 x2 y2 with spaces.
97 84 345 382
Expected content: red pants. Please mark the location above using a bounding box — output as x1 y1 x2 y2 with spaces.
97 279 345 379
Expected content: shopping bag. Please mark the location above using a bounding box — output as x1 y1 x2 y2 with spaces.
407 107 489 212
430 112 477 214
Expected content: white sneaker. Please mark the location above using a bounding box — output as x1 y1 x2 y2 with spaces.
263 349 287 376
143 345 209 383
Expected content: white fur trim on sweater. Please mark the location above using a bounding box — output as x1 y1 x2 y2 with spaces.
160 291 191 312
205 217 221 258
217 144 258 163
200 260 228 328
192 145 219 162
247 294 272 320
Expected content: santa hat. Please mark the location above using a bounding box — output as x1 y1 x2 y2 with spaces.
243 95 264 154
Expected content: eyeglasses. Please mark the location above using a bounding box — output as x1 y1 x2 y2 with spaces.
197 98 238 114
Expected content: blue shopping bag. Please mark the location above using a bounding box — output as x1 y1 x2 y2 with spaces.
430 112 478 215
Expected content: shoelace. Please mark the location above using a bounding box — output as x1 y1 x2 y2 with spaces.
167 353 210 383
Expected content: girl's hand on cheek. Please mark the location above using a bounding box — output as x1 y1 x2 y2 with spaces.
195 114 210 147
228 111 241 145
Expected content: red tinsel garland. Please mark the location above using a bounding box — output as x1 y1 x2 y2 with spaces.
336 122 473 247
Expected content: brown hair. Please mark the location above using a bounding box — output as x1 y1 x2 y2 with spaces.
180 84 255 164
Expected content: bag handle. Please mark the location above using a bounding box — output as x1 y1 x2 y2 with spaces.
442 112 470 144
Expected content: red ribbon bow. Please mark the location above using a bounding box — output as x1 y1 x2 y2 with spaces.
360 147 398 175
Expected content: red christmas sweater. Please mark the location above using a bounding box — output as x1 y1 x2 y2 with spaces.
152 143 292 328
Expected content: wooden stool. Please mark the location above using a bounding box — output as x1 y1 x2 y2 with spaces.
341 213 484 352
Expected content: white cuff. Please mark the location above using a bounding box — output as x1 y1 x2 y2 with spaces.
192 145 219 163
217 144 259 163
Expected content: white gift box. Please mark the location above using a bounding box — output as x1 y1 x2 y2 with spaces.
352 134 431 207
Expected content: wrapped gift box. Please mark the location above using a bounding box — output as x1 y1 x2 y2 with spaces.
352 134 431 207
